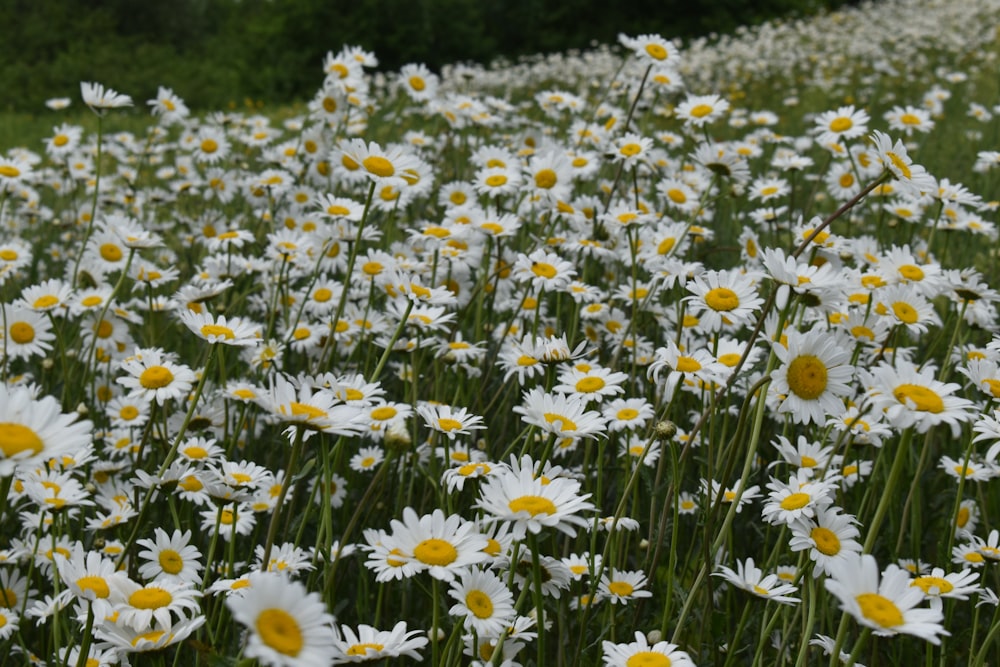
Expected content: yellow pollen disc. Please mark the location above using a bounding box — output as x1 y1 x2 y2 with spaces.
839 173 855 188
619 143 642 157
534 168 557 189
139 365 174 389
704 287 739 312
689 104 713 118
760 186 778 196
898 264 925 281
0 421 44 459
0 249 17 261
76 575 110 598
132 630 166 646
347 643 384 656
900 113 921 125
800 455 818 468
855 593 903 628
543 412 578 432
892 383 944 413
413 538 458 566
128 587 173 609
257 608 303 656
53 134 70 146
200 139 219 154
645 43 668 60
851 325 875 340
159 549 184 574
370 406 398 421
957 506 970 527
310 288 333 303
466 590 494 618
626 652 671 667
531 262 557 279
811 526 841 555
9 322 34 344
667 188 687 204
292 328 311 340
617 408 639 421
911 576 954 595
886 152 912 179
180 476 202 492
785 354 828 400
829 117 853 133
608 581 635 597
288 402 326 419
718 353 741 367
437 418 463 432
483 538 501 556
509 495 557 516
201 324 235 340
780 492 811 510
0 166 21 178
233 389 255 400
408 76 426 91
576 377 605 393
362 155 394 177
657 238 677 255
33 295 59 309
119 405 139 421
516 355 538 367
362 261 383 275
183 446 208 459
752 584 771 596
99 243 123 262
954 465 974 477
485 174 508 187
675 356 702 373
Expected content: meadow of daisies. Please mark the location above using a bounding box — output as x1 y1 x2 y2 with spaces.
1 0 1000 664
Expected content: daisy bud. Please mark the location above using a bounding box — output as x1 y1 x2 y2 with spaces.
639 539 650 550
384 420 412 452
428 627 446 642
42 358 54 370
653 420 677 441
646 630 662 643
75 402 89 416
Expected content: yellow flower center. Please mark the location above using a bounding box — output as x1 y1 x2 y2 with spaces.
257 608 304 656
409 76 426 91
507 494 558 519
900 113 921 125
0 422 44 458
885 151 912 179
9 322 34 344
839 173 855 188
657 237 676 255
689 104 713 118
704 287 739 312
892 384 944 413
608 581 635 597
619 143 642 157
0 166 21 178
139 365 174 389
531 262 557 279
718 352 741 367
347 643 384 656
785 355 828 400
370 406 398 421
466 590 494 618
362 156 394 177
575 377 606 393
543 412 578 432
626 652 672 667
855 593 903 628
780 492 811 510
675 356 702 373
33 295 59 309
485 174 508 187
911 576 954 595
288 402 327 419
99 243 123 262
534 168 557 189
811 526 841 556
159 549 184 574
898 264 925 281
437 418 463 432
128 587 172 609
413 538 458 566
201 324 235 340
616 408 639 421
184 446 208 459
76 575 110 598
200 139 218 154
829 117 853 133
644 43 668 60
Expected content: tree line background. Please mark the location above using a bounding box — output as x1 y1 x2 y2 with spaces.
1 0 859 113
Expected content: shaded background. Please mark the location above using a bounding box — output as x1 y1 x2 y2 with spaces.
1 0 859 112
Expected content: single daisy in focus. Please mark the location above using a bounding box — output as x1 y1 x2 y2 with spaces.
909 567 980 610
512 388 607 440
117 348 195 406
870 130 937 196
81 81 133 114
447 567 516 637
713 557 799 605
226 572 337 667
685 269 764 332
676 93 730 128
824 552 948 643
380 507 489 582
136 528 203 584
813 105 869 147
861 360 974 434
331 620 428 663
0 384 93 477
178 310 261 347
788 506 862 577
339 139 420 189
769 328 855 425
598 569 653 605
415 403 486 441
601 630 696 667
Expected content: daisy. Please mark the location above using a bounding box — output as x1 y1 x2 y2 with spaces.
939 455 993 482
53 545 127 615
260 375 368 437
676 93 730 128
769 328 855 425
0 384 93 477
476 454 595 539
909 567 980 609
95 616 205 660
331 620 428 663
813 105 869 147
713 557 800 605
2 306 55 360
415 403 486 441
117 347 196 406
789 507 862 577
512 388 607 439
598 569 653 605
870 130 937 196
884 105 934 136
554 364 628 402
861 360 974 434
398 62 439 102
114 579 203 631
601 630 696 667
685 269 764 332
512 248 576 292
192 126 231 164
199 503 256 541
80 81 133 113
602 397 654 432
824 553 948 643
380 507 489 582
339 139 420 189
227 572 337 667
178 310 261 347
620 33 681 67
448 567 516 637
761 473 836 526
349 446 385 473
524 149 573 202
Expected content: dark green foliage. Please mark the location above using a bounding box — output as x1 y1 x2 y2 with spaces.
0 0 859 113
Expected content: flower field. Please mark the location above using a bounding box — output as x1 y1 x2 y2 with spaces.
1 0 1000 664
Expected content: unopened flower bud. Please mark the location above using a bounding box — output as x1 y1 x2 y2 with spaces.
653 420 677 441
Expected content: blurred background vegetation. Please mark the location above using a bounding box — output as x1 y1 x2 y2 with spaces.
2 0 859 113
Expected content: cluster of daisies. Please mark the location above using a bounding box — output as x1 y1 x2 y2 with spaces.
0 0 1000 664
